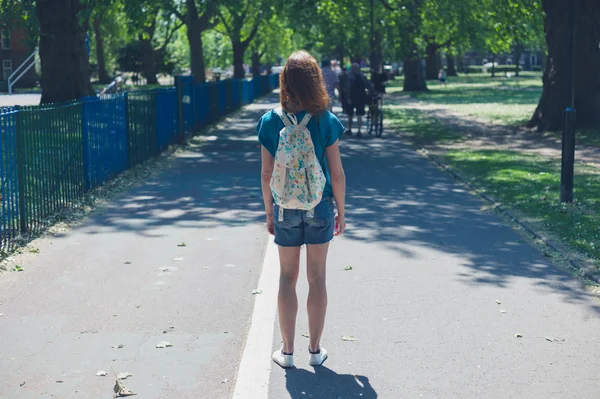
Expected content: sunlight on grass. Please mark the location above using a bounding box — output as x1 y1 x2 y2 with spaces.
385 105 600 270
446 150 600 266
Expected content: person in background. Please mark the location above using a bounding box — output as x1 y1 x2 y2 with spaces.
321 59 340 112
371 64 388 97
438 68 447 86
338 66 350 119
346 63 372 137
100 76 124 95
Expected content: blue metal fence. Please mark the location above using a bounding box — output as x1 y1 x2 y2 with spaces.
155 88 178 152
82 95 128 190
0 107 20 249
0 74 279 251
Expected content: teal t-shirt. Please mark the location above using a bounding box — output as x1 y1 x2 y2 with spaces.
257 109 344 198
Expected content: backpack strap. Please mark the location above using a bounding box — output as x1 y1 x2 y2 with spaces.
299 113 312 127
274 107 295 127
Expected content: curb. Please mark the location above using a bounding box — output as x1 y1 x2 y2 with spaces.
413 145 600 285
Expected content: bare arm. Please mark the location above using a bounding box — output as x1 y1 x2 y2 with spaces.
261 146 275 234
326 140 346 235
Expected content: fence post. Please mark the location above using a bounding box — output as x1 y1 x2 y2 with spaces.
124 92 132 168
175 76 185 144
81 97 91 190
14 106 27 233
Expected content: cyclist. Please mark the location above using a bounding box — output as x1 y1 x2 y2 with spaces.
367 65 388 136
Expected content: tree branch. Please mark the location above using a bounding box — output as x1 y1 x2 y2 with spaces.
218 10 233 36
157 21 183 52
198 0 219 30
241 12 261 47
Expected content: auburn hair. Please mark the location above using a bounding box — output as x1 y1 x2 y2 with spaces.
279 50 329 115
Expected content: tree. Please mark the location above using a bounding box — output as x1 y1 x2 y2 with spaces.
123 0 182 84
170 0 219 83
218 0 265 79
528 0 600 131
36 0 95 103
92 4 113 83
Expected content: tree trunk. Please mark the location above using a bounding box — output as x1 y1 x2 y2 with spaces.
233 42 246 79
36 0 95 103
93 15 110 84
403 57 428 92
251 50 261 78
139 36 158 85
514 42 524 77
528 0 600 131
425 43 439 80
187 21 206 83
447 55 458 76
371 28 383 70
491 54 496 77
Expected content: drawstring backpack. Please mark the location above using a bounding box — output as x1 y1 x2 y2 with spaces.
270 107 326 221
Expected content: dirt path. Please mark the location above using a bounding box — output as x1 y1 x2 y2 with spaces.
388 94 600 168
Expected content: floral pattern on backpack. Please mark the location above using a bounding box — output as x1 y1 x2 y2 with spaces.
270 108 326 212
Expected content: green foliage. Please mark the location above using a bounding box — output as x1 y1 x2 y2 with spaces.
203 30 233 69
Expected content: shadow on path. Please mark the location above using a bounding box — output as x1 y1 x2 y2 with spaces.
285 366 378 399
70 93 600 314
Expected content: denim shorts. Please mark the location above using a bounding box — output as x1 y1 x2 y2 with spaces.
274 198 335 247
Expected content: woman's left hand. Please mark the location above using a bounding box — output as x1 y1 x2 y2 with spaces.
266 214 275 235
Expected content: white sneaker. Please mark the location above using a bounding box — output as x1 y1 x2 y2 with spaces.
308 347 328 366
272 349 294 369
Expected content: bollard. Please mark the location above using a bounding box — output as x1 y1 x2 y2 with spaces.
560 108 576 203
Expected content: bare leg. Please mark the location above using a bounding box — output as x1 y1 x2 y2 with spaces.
306 243 329 352
277 246 301 354
357 115 363 133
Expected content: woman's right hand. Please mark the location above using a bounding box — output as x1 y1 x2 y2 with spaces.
334 214 346 236
266 214 275 235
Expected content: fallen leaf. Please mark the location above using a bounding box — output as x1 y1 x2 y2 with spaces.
124 261 132 265
97 370 108 377
117 372 134 380
301 333 310 338
155 341 173 348
111 344 124 349
498 310 507 314
20 382 25 387
114 379 137 397
252 289 263 295
56 380 63 383
344 266 353 271
29 248 40 254
221 378 229 384
495 299 501 304
342 335 359 341
14 265 23 272
515 333 523 338
177 242 187 247
545 336 565 343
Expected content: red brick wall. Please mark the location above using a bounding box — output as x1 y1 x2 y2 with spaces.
0 27 37 89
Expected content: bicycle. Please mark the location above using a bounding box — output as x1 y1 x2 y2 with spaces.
366 93 384 137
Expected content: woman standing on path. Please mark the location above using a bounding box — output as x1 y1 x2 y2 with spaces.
257 50 347 369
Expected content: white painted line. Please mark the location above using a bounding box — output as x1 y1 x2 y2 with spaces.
233 236 279 399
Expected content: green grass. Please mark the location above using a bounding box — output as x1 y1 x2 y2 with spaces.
388 72 600 148
385 106 600 272
388 72 543 126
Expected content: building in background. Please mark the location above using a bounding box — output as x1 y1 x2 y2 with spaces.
0 26 37 92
